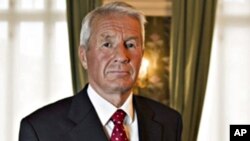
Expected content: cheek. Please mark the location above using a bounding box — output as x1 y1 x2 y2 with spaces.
132 50 143 64
131 54 143 72
89 52 112 73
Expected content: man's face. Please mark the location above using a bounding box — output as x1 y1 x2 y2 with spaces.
80 14 143 95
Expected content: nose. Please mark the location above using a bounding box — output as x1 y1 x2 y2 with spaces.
114 43 130 63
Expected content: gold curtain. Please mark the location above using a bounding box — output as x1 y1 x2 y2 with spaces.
170 0 217 141
66 0 101 93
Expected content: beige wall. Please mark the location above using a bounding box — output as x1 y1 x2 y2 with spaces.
102 0 172 16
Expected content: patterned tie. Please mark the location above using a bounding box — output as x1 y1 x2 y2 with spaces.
110 109 129 141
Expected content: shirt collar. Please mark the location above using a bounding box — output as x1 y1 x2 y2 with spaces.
87 84 134 126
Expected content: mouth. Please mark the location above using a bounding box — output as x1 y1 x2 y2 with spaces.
107 70 130 77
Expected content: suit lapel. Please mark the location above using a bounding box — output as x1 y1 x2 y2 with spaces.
134 96 163 141
62 85 108 141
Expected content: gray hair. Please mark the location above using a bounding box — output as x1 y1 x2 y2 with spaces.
79 1 147 49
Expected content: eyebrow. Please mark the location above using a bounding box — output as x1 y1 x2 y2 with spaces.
125 36 140 42
99 32 140 43
99 32 115 41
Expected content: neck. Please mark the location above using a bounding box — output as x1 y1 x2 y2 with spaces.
105 92 131 107
90 85 132 108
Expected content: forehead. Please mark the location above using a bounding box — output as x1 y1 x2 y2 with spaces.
90 13 141 38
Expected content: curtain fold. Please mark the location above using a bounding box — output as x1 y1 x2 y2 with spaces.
66 0 101 93
170 0 217 141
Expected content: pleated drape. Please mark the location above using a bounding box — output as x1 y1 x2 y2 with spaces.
170 0 217 140
66 0 101 93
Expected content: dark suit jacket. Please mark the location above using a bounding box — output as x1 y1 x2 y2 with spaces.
19 85 182 141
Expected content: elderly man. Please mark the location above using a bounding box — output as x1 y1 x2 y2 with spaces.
19 2 182 141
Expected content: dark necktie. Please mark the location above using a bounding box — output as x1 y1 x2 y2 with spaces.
110 109 129 141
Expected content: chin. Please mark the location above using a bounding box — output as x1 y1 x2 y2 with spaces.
109 82 133 93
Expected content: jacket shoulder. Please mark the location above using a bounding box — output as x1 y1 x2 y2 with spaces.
24 96 73 121
19 96 75 141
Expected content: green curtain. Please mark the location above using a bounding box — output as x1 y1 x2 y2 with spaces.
170 0 217 141
66 0 101 94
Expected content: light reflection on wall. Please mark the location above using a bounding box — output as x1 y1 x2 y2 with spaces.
138 57 150 88
133 17 171 105
139 58 149 79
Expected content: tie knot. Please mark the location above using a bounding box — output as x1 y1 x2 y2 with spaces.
111 109 126 125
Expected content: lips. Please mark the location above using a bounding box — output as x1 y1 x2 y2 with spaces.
107 70 130 77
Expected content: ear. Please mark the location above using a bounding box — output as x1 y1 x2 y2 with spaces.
78 46 88 69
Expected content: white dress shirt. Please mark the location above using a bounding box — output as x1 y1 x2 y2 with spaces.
87 84 139 141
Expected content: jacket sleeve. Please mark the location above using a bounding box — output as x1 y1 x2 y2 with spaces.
19 118 39 141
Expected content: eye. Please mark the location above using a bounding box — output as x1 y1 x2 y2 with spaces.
126 43 134 48
125 41 136 48
103 42 112 48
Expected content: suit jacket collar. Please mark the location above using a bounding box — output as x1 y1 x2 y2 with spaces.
63 85 163 141
134 96 163 141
